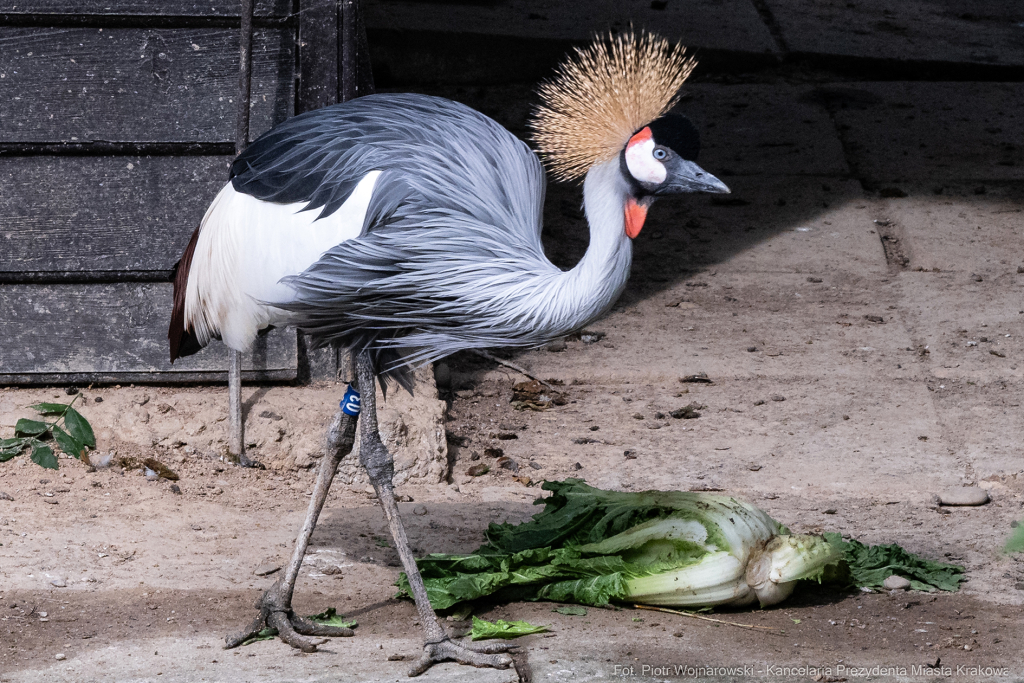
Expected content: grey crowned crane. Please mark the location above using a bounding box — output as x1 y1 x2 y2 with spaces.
168 31 729 675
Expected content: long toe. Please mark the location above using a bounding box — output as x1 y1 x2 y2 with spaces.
290 613 355 638
409 639 514 677
267 611 326 652
464 640 516 655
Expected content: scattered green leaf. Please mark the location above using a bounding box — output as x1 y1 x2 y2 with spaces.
241 609 357 646
63 407 96 448
470 616 547 641
1004 520 1024 555
552 605 587 616
823 533 964 592
791 618 801 624
51 425 84 459
31 442 58 470
447 604 474 621
307 607 357 629
374 536 391 548
0 438 27 461
30 402 70 416
631 617 643 622
15 419 48 437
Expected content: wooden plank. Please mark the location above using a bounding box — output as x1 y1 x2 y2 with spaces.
297 0 338 114
0 156 232 276
0 1 292 17
0 27 294 143
0 283 297 382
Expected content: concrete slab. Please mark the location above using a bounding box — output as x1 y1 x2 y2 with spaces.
821 82 1024 184
875 183 1024 276
893 272 1024 384
516 270 916 385
500 376 959 500
643 176 885 275
681 84 849 177
764 0 1024 68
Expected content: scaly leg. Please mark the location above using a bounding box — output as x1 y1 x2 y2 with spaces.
224 380 360 651
353 351 513 676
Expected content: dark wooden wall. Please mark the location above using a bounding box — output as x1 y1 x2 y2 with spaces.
0 0 364 384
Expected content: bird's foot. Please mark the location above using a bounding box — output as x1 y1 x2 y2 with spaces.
223 580 353 652
408 635 514 677
236 452 265 469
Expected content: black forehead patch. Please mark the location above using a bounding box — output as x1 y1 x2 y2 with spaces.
646 114 700 161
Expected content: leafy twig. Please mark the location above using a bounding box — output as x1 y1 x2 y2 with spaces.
633 604 779 632
0 394 95 470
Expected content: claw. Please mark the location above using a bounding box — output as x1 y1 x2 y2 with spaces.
268 611 326 652
408 637 514 677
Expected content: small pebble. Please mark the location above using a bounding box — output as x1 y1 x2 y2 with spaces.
466 464 489 477
55 654 66 661
387 654 406 661
770 395 786 402
623 449 637 460
413 505 428 516
747 464 762 472
0 491 13 501
546 340 567 352
496 456 519 472
50 578 66 588
883 575 911 590
938 488 989 506
44 499 59 505
528 461 542 470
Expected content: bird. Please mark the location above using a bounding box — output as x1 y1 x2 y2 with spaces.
168 30 728 676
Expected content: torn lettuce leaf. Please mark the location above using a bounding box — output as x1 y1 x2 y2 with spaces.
470 616 548 640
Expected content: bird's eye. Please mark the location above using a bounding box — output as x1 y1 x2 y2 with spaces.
653 148 667 160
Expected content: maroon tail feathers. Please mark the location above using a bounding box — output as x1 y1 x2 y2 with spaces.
168 224 205 362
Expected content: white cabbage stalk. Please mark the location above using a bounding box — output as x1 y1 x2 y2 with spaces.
579 493 841 608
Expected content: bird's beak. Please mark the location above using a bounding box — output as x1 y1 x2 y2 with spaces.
655 159 730 195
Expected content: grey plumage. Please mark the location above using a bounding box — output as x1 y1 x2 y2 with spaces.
236 93 629 387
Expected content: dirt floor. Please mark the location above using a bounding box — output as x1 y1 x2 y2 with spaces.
1 344 1023 682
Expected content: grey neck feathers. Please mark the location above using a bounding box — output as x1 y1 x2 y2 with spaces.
530 159 633 338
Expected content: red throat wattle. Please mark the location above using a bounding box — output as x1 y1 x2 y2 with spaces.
625 197 648 239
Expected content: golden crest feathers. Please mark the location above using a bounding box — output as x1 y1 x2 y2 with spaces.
529 30 696 182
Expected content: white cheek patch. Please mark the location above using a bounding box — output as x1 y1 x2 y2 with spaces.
625 138 667 185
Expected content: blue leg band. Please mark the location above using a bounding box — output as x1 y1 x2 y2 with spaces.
341 385 361 416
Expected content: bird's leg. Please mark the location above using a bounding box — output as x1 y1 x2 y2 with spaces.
353 352 513 677
224 388 360 651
